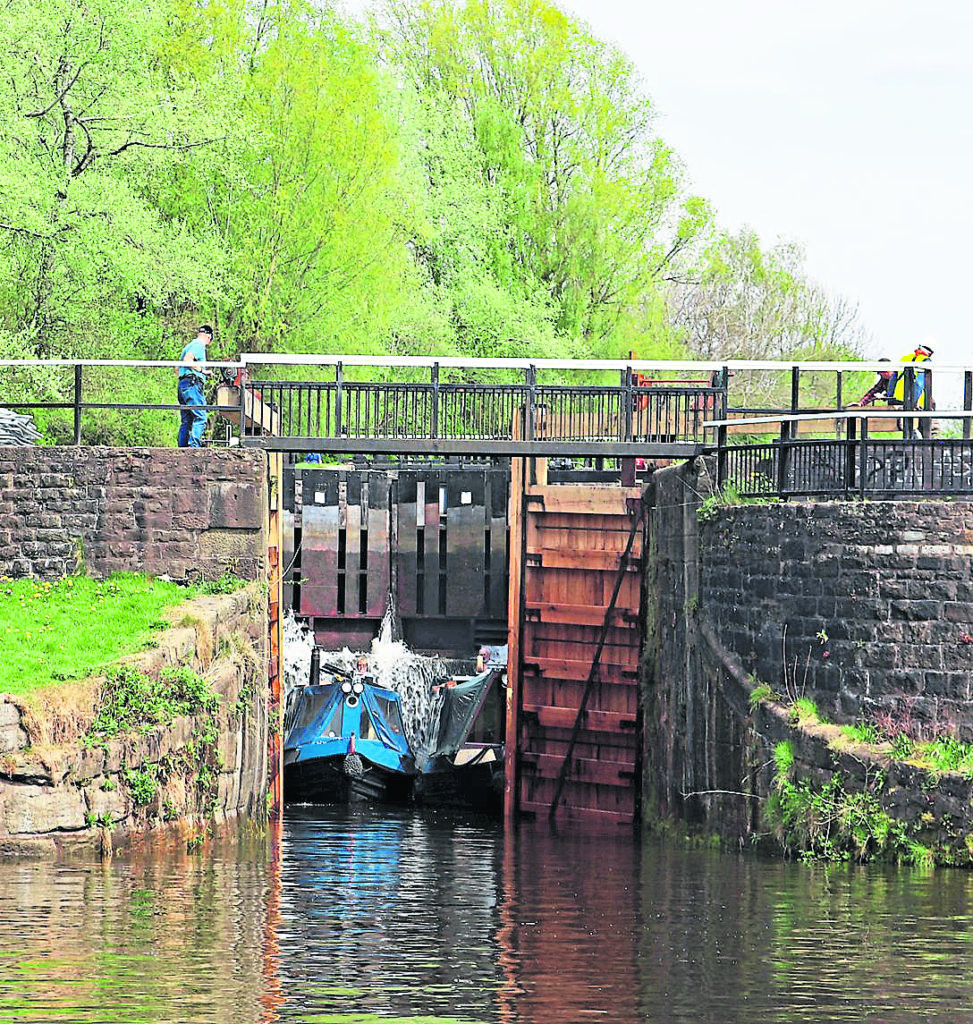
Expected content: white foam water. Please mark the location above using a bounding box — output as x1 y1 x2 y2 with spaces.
282 611 315 695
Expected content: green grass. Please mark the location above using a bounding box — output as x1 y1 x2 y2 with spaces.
841 722 881 745
0 574 204 695
889 734 973 777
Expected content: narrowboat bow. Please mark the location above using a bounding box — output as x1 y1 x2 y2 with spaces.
284 653 415 803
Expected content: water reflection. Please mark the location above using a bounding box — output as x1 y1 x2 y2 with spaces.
2 811 973 1023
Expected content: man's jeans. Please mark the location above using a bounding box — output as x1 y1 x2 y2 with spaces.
177 377 207 448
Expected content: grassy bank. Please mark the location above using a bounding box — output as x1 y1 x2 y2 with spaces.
0 574 210 695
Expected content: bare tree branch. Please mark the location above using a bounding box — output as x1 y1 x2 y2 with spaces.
102 136 223 160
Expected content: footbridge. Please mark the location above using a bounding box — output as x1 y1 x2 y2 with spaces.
230 354 722 459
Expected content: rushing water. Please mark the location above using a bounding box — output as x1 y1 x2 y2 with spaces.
3 806 973 1023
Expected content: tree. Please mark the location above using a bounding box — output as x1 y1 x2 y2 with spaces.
667 228 867 361
0 0 227 357
666 227 868 407
380 0 706 351
157 1 426 356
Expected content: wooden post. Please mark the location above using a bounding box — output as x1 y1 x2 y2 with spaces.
504 412 528 826
266 452 285 820
237 371 247 439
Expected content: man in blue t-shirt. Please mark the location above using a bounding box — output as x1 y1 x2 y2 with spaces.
177 325 213 447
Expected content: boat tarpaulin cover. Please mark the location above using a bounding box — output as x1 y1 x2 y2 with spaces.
432 670 499 758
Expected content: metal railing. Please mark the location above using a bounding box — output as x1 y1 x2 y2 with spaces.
247 374 722 446
2 356 972 493
712 411 973 498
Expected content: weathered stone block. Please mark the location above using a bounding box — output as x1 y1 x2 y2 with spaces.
0 719 27 752
890 600 940 620
944 602 973 624
920 671 968 699
85 781 130 823
209 482 263 530
198 528 262 561
1 783 87 834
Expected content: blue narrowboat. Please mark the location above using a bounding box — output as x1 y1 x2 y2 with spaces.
284 652 415 803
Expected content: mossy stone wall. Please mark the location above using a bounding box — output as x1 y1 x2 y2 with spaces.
0 588 268 858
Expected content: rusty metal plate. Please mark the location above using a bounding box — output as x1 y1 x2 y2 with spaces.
298 504 340 617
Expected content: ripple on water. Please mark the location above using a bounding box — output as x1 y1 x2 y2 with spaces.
3 813 973 1023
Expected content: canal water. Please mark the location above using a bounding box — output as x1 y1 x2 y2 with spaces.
2 805 973 1023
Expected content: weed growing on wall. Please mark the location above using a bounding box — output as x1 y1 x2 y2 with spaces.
85 663 224 820
198 568 248 596
696 483 743 523
695 479 777 522
124 766 159 806
86 665 220 745
840 721 881 745
767 741 922 864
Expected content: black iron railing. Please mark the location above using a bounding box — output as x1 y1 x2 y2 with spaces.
715 415 973 498
247 376 722 445
2 357 973 497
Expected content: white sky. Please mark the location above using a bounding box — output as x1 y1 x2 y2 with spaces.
556 0 973 370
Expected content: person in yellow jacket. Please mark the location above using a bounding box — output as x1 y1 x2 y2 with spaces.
889 344 934 438
890 344 933 408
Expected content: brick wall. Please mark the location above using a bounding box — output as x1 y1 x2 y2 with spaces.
0 448 267 581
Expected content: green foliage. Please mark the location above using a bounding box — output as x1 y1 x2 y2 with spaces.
696 483 742 522
667 227 867 372
124 766 159 806
789 697 820 725
773 740 795 776
384 0 700 350
199 570 248 596
841 722 881 745
86 664 219 746
748 682 773 707
768 754 913 863
0 0 872 424
836 713 973 779
0 0 226 358
890 734 973 778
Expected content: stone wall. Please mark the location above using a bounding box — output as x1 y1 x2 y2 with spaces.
0 447 267 581
0 587 268 857
699 486 973 736
641 458 973 857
